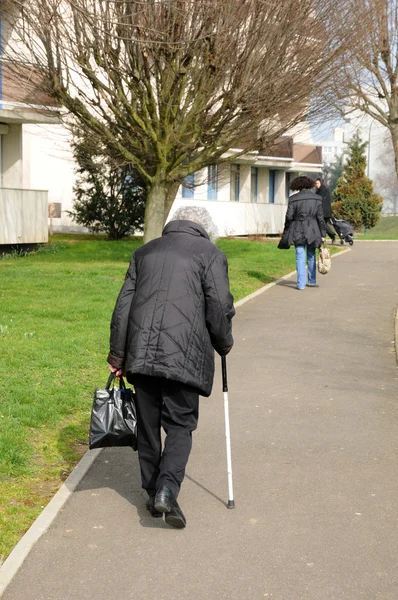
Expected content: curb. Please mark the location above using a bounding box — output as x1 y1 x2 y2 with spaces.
395 307 398 367
0 245 352 596
0 448 103 597
235 247 351 309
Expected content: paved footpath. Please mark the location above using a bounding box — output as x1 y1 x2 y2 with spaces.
3 242 398 600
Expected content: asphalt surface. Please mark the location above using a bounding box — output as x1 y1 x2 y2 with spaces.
3 242 398 600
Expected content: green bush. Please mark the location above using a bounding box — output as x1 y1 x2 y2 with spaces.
332 199 363 230
68 135 146 240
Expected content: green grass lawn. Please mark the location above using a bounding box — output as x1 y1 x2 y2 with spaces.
0 235 340 560
358 215 398 240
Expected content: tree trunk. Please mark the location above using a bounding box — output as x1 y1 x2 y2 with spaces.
143 180 167 243
391 123 398 182
164 182 180 223
143 179 181 244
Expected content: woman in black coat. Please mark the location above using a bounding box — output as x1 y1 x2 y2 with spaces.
315 178 336 243
279 176 326 290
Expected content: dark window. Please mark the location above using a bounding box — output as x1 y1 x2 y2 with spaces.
231 164 240 202
269 170 276 204
251 167 258 203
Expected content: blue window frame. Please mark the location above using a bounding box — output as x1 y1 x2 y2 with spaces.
251 167 258 203
182 172 194 198
208 165 218 200
231 164 240 202
269 170 276 204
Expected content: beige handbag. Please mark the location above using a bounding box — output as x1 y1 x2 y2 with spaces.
318 243 331 274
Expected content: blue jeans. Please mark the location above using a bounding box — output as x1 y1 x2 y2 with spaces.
295 245 316 289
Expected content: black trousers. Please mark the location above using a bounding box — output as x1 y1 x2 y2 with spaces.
131 375 199 498
325 217 336 240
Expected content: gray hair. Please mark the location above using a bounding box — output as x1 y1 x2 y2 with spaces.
171 206 219 242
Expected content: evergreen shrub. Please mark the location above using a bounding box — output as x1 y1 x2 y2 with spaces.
332 132 383 230
68 135 146 240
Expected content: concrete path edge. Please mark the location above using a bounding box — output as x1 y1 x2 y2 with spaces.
395 306 398 366
0 245 352 597
0 449 103 597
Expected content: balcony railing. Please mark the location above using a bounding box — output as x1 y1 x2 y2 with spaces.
0 188 48 244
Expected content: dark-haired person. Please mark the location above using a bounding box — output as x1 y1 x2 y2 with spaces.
279 176 326 290
315 178 336 243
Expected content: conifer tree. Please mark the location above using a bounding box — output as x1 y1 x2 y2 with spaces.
333 133 383 230
325 154 344 197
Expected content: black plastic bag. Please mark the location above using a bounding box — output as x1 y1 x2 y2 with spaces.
89 373 137 450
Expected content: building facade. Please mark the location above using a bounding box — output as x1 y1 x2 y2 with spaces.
317 128 346 166
0 6 70 243
170 140 323 235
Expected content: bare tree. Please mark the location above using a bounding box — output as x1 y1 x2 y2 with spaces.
331 0 398 180
4 0 354 241
374 132 398 213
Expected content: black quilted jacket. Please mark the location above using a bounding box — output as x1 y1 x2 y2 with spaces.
282 190 327 248
107 220 235 397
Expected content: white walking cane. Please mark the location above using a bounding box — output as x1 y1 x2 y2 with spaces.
222 356 235 509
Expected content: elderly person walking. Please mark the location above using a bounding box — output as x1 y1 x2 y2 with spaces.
279 176 326 290
107 207 235 528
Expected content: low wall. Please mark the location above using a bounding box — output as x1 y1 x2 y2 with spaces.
169 199 287 236
0 188 48 244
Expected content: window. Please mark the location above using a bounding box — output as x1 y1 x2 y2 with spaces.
208 165 218 200
285 172 292 200
182 173 194 198
269 170 276 204
230 164 240 202
251 167 258 203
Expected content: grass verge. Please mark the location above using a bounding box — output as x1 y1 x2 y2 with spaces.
357 215 398 240
0 234 343 560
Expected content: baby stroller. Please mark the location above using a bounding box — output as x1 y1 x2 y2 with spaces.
331 215 354 246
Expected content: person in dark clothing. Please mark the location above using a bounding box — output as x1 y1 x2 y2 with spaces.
107 206 235 528
279 176 326 290
315 178 336 243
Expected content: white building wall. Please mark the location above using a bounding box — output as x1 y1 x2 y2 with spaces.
174 162 293 235
319 128 346 166
23 124 77 230
2 124 23 188
169 197 287 237
0 122 78 231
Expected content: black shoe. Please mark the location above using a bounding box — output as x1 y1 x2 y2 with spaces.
145 494 163 518
154 485 186 529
